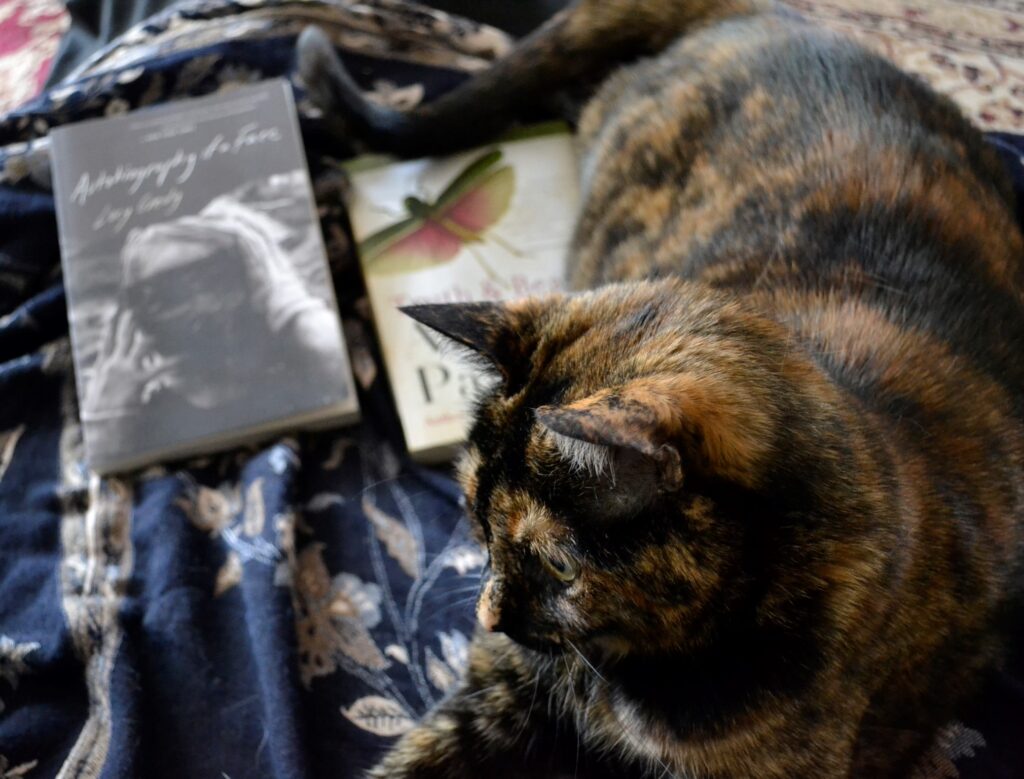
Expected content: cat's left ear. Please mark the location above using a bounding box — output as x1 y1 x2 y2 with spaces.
536 374 775 491
400 300 549 387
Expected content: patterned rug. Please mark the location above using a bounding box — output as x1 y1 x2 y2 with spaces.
0 0 67 114
785 0 1024 133
0 0 1023 132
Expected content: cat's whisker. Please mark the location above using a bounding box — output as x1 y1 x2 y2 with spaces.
415 552 479 573
431 591 481 604
566 640 607 685
460 682 504 702
486 229 523 258
488 643 519 672
430 596 478 618
513 670 543 745
429 583 482 596
436 592 478 604
357 475 399 496
465 245 507 287
560 655 583 779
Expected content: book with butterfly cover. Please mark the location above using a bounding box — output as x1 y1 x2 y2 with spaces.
51 80 359 474
346 124 579 463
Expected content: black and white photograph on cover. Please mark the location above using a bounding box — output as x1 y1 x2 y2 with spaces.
78 169 349 466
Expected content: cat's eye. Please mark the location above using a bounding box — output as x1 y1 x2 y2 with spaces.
541 552 579 583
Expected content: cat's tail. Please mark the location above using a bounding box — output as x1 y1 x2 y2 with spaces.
297 0 772 157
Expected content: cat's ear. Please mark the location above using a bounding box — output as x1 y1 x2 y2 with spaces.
400 300 547 387
535 374 774 490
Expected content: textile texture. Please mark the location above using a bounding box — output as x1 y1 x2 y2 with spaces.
0 0 67 114
0 1 1021 778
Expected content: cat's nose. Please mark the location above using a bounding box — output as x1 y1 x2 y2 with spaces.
476 578 502 631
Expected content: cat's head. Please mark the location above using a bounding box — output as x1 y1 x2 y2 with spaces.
405 279 868 659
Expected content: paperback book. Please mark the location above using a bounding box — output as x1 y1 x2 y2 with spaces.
346 126 579 462
51 79 359 474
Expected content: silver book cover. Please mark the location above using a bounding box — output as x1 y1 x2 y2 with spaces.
51 80 359 473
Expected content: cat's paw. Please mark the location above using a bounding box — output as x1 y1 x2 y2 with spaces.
363 761 440 779
364 747 444 779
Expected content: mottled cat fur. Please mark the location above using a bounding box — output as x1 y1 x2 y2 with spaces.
299 1 1024 777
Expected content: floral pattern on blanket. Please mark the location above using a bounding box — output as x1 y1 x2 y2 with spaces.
159 416 486 743
0 635 39 716
280 436 484 730
0 755 37 779
0 3 503 776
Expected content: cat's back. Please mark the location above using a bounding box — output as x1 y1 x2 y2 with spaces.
573 13 1020 291
571 11 1024 406
570 12 1024 585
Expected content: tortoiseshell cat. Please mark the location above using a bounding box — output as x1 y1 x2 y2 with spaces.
299 1 1024 776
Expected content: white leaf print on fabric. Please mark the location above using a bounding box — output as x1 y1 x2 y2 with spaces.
0 635 39 714
365 79 424 110
443 545 486 576
274 562 292 587
912 721 987 779
0 636 38 687
243 478 265 537
341 696 415 737
115 66 145 84
942 723 986 763
342 319 378 390
0 426 24 483
306 492 345 512
215 63 263 93
425 647 456 693
0 756 38 778
268 440 299 474
330 573 383 628
362 498 421 579
320 437 355 470
384 645 409 665
438 630 470 677
215 552 243 597
103 98 129 116
376 443 402 481
137 464 169 481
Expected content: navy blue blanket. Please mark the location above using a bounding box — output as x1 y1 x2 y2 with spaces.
0 2 1021 777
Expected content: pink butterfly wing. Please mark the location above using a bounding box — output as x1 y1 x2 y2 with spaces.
388 221 464 261
368 221 463 273
362 158 515 275
439 166 516 233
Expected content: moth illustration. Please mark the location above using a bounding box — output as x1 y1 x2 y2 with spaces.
358 150 517 281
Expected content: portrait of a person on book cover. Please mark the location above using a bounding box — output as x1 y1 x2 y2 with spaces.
82 170 348 458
